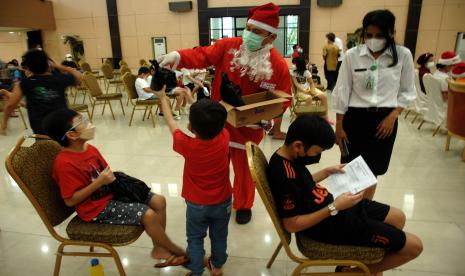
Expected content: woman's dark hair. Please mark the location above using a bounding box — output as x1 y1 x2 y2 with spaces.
42 109 79 147
22 49 50 74
293 56 307 76
285 115 335 151
417 52 433 66
362 9 398 67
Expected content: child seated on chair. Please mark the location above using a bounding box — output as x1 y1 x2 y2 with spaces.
267 115 422 276
290 56 330 121
42 109 188 268
158 85 232 276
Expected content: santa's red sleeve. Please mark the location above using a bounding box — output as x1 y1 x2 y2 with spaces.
177 38 231 69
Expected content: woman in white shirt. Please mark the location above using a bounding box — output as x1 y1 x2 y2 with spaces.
290 56 329 119
332 10 416 200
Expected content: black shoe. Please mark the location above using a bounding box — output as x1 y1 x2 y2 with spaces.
158 112 164 116
235 209 252 224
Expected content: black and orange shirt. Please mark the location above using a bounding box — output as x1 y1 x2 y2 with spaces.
267 152 333 219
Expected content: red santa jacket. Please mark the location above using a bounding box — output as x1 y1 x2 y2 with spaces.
178 37 291 146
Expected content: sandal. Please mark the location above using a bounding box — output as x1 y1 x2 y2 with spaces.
204 256 223 276
154 255 189 268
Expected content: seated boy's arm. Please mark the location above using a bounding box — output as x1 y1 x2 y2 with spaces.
158 86 178 134
283 208 331 233
64 167 115 207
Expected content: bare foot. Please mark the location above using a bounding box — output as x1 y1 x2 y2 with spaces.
151 247 171 260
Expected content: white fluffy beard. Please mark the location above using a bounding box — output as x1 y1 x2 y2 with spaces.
229 43 274 82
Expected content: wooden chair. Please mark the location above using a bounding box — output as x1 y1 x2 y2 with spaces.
82 72 125 120
122 72 159 128
290 80 326 122
0 99 28 129
5 135 144 276
139 59 150 68
119 66 132 105
119 60 129 68
245 142 385 276
80 61 104 85
101 63 123 93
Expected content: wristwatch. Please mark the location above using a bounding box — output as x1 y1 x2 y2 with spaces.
328 203 338 216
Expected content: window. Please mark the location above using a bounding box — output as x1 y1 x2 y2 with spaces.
209 15 299 57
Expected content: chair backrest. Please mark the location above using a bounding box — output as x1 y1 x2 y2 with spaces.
246 142 302 261
82 72 103 97
120 65 131 76
101 63 114 79
119 60 128 67
5 136 74 240
122 72 138 100
80 62 92 73
423 73 446 125
139 59 149 67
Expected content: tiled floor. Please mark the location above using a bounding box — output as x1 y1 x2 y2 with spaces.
1 86 464 275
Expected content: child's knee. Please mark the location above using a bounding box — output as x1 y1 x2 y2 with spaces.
142 208 158 224
386 207 406 229
151 194 166 210
402 233 423 259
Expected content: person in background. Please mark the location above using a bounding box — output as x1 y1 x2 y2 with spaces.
416 52 434 94
334 35 345 72
1 49 82 135
332 10 417 200
451 62 465 83
292 44 303 59
432 51 461 101
323 33 340 92
61 54 80 70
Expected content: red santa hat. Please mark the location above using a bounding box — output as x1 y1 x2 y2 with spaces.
247 3 280 34
451 62 465 79
438 51 461 66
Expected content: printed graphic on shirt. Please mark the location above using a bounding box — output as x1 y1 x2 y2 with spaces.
371 234 390 247
78 156 111 201
31 86 62 103
283 194 295 210
312 183 329 204
283 160 296 179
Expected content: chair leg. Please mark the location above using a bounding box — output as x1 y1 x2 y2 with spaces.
445 133 451 151
142 106 148 121
119 99 125 116
411 114 419 124
89 246 94 252
53 243 65 276
150 106 156 128
404 110 411 119
267 242 283 268
86 109 92 122
107 245 126 276
18 108 27 129
90 102 96 121
432 125 441 137
417 120 425 130
82 92 86 104
129 105 136 126
108 101 115 120
102 100 107 115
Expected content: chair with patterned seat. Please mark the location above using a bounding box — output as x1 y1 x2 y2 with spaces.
245 142 386 276
5 135 144 276
82 72 125 120
122 72 159 128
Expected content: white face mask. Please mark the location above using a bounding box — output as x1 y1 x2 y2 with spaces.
365 38 386 53
80 124 96 140
426 61 435 69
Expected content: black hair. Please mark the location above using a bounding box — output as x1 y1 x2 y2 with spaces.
326 33 335 42
285 115 335 151
362 9 398 67
436 63 446 70
138 66 150 75
293 44 298 50
22 49 50 74
189 99 227 140
42 108 79 147
293 56 307 76
416 52 433 66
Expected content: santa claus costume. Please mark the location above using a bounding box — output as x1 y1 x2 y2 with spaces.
160 3 291 224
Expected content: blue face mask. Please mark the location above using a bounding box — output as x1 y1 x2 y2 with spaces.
242 29 267 52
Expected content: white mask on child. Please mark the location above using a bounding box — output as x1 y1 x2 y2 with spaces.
80 125 96 140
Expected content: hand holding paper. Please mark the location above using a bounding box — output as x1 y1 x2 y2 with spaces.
325 156 377 199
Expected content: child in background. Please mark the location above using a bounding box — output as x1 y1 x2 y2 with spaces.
159 86 232 276
42 108 188 268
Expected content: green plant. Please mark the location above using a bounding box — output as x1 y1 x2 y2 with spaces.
63 35 84 59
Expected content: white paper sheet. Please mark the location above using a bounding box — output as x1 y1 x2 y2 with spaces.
325 156 377 199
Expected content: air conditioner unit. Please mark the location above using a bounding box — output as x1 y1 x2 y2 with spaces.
317 0 342 7
169 1 192 12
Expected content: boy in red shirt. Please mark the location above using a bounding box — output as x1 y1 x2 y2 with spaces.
159 86 232 276
42 109 187 268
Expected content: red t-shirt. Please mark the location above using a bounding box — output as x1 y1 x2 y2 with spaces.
173 128 232 205
52 144 113 222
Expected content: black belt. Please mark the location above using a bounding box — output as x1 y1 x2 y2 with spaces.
348 107 394 113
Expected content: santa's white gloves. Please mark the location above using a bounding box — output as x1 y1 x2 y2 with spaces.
157 51 181 70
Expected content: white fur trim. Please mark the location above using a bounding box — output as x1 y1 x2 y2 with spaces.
438 55 461 66
248 19 278 34
451 72 465 78
229 142 245 150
